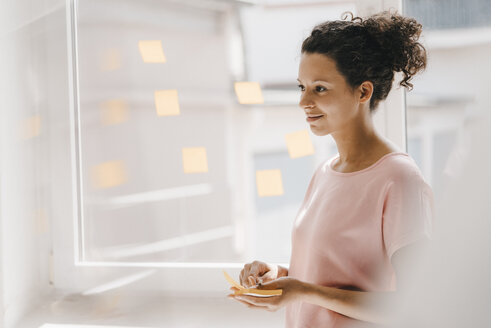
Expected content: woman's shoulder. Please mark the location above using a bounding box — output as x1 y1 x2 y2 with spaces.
381 153 432 192
382 152 422 175
372 141 423 177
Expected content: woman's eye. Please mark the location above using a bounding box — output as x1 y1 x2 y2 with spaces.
297 85 326 92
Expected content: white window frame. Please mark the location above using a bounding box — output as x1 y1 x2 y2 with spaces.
53 0 405 296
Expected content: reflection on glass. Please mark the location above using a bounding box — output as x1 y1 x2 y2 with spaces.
99 99 129 126
91 161 128 189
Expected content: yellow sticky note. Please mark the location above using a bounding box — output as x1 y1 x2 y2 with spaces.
100 99 129 125
223 270 245 290
235 288 283 297
155 89 180 116
91 161 128 189
21 115 41 139
234 81 264 104
285 129 315 158
100 48 122 71
138 40 167 63
256 169 284 197
182 147 208 173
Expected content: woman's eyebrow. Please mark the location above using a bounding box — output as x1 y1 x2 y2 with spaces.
297 78 331 84
297 79 331 84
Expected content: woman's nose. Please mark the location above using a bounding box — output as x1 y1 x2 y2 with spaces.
299 93 314 110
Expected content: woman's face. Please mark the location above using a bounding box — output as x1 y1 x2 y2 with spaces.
297 52 361 136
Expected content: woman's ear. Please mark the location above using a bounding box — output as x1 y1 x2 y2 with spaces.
358 81 374 104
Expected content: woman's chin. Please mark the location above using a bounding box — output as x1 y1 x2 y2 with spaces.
309 125 330 136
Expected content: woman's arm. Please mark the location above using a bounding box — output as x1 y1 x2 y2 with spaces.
231 241 427 325
231 278 399 325
299 282 399 325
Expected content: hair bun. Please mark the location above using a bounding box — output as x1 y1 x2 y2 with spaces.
361 11 427 90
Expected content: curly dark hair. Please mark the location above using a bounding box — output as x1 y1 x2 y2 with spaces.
301 10 427 111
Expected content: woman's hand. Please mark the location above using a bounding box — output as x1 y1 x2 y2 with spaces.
229 277 305 312
239 261 288 287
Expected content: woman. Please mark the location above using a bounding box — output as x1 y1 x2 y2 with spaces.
229 10 433 328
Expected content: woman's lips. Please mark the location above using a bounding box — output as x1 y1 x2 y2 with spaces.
306 115 324 123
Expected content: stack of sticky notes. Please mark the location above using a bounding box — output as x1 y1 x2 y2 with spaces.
223 270 282 297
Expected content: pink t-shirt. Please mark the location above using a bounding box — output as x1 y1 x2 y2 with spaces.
286 152 434 328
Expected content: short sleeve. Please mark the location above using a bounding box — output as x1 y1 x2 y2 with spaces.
382 169 434 261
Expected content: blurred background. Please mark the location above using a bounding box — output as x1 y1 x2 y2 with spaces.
1 0 490 327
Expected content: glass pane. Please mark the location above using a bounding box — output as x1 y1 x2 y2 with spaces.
74 0 370 264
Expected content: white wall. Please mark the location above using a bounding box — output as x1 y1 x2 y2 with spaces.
0 0 68 326
410 38 491 112
240 1 357 85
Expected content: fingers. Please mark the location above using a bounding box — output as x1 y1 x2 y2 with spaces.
249 260 264 277
245 262 260 287
240 260 272 288
258 266 278 284
239 262 252 286
248 276 256 287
